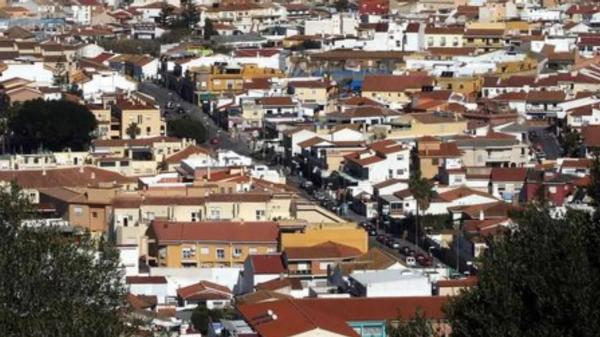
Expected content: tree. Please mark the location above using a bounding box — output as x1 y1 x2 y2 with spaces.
409 170 434 246
0 183 132 336
8 99 97 153
389 309 435 337
334 0 350 12
181 0 199 29
561 126 581 157
53 62 68 87
191 305 235 335
158 3 174 27
447 207 600 337
126 122 141 140
203 18 217 41
167 116 208 144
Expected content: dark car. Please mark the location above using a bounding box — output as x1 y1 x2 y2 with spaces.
376 234 386 243
416 254 433 267
399 246 411 255
388 240 401 249
367 228 377 236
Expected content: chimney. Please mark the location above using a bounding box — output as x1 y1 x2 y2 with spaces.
479 210 484 221
79 166 84 173
91 171 96 180
42 168 46 176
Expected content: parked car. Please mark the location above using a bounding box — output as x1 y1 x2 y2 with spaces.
367 228 377 236
416 254 433 267
399 246 411 256
388 240 401 249
405 256 417 266
376 234 386 244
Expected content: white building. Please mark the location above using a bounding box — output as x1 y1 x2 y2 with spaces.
349 269 432 297
305 13 359 37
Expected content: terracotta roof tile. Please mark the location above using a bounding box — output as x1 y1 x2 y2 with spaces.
151 220 279 244
284 241 362 260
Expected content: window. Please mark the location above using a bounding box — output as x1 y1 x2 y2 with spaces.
92 211 98 218
182 247 195 259
432 158 439 165
396 169 405 176
216 249 225 259
74 207 83 216
396 154 404 161
249 247 258 254
137 115 143 124
255 209 265 220
210 208 221 220
200 247 209 255
233 247 243 257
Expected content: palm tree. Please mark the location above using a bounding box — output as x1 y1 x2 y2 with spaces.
409 170 434 246
126 122 140 139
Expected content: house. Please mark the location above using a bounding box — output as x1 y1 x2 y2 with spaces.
288 79 334 107
126 276 170 304
329 248 404 290
489 167 528 202
348 269 432 298
361 74 435 107
147 220 279 268
524 170 580 207
326 106 403 125
284 242 362 278
424 25 464 49
418 136 463 180
373 112 468 140
237 253 287 295
111 93 166 139
280 223 368 254
342 140 410 185
237 297 450 337
582 125 600 156
454 132 529 168
176 281 232 310
566 103 600 129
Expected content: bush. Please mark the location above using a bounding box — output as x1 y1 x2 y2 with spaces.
167 116 208 144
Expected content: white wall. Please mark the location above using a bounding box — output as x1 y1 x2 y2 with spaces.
0 62 53 86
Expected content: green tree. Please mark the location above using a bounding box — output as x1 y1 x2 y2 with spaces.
158 3 174 27
334 0 350 12
389 309 435 337
561 126 581 157
126 122 141 139
447 207 600 337
409 170 434 246
191 305 235 335
8 99 97 153
167 116 208 144
203 18 217 41
52 62 68 87
181 0 199 29
0 183 132 336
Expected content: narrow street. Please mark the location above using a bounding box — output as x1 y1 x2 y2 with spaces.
139 81 252 156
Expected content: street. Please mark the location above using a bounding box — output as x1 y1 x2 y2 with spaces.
139 81 252 156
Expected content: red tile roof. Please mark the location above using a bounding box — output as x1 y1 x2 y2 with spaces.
151 221 279 244
362 74 434 92
284 241 362 260
437 276 478 288
126 276 167 284
250 254 286 274
490 167 528 182
164 144 212 164
582 125 600 147
234 48 281 57
0 166 133 189
176 281 232 300
238 297 449 337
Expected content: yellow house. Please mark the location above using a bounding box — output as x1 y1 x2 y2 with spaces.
204 64 283 95
435 75 482 95
417 136 463 179
113 95 166 139
280 222 368 254
372 112 468 140
88 104 113 140
289 79 334 106
424 25 464 49
147 220 279 268
362 74 435 106
463 26 506 51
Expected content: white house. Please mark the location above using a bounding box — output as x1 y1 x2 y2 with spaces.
348 269 432 297
126 275 170 304
0 62 53 86
79 70 138 102
343 139 411 185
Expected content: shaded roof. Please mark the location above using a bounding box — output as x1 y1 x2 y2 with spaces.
177 281 232 301
151 220 279 244
126 276 167 284
337 248 400 275
250 254 286 274
238 297 449 337
436 186 497 202
93 136 180 147
362 74 434 92
284 241 362 260
255 277 303 291
490 167 528 182
0 166 133 189
235 290 292 305
582 125 600 147
164 144 212 164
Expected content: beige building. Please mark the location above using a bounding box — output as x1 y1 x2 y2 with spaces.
362 74 436 106
372 112 468 140
112 94 166 139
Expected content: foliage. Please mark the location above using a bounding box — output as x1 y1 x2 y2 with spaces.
560 126 581 157
181 0 200 28
8 99 97 153
588 154 600 209
98 39 160 56
447 207 600 337
0 183 131 336
167 116 208 144
409 170 434 244
52 62 68 87
126 122 141 140
203 18 218 41
334 0 350 12
388 309 435 337
191 305 236 335
158 3 174 27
